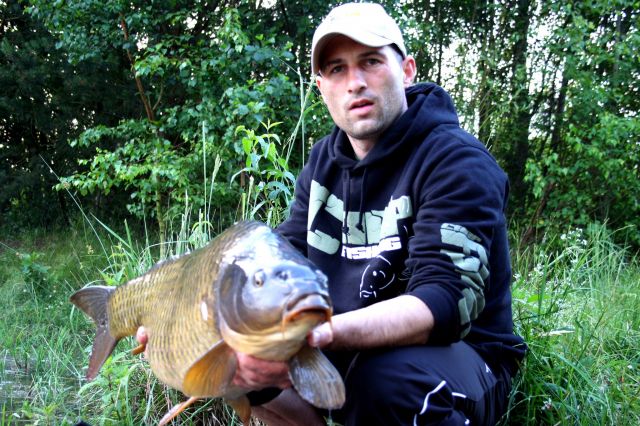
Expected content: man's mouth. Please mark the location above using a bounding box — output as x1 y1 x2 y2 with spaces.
349 99 375 116
349 99 374 110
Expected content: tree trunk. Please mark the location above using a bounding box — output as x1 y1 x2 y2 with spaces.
476 0 496 145
502 0 532 215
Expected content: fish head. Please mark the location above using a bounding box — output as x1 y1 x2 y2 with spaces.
217 257 331 358
219 259 331 332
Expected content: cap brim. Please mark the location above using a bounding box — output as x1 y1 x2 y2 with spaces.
312 30 395 74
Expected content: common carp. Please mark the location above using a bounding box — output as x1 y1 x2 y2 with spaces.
70 220 345 424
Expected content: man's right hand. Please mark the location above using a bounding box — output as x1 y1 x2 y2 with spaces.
232 352 292 390
134 326 292 391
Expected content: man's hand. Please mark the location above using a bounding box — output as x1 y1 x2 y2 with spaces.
308 322 333 348
136 326 148 347
134 326 292 390
232 353 292 390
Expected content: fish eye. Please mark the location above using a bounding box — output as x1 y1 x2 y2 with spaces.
276 270 289 281
253 271 266 287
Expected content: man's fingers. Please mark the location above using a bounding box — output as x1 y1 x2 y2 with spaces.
232 353 292 390
308 322 333 348
134 326 149 359
134 329 292 389
136 326 148 344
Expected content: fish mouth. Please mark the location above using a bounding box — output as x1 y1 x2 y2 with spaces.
283 293 332 325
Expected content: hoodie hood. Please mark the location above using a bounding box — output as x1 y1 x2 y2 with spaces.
324 82 462 240
328 82 460 170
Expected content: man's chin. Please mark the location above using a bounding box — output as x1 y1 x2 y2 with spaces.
345 122 387 141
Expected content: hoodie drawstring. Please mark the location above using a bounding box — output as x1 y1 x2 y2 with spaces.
355 169 367 244
342 170 351 240
342 168 368 246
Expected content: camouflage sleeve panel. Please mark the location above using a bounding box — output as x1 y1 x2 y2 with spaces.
406 221 491 344
439 223 488 338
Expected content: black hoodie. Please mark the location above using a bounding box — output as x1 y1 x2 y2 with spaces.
278 82 526 376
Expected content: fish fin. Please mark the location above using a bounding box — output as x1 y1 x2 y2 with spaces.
225 395 252 425
158 396 199 426
183 341 236 397
70 286 118 380
131 344 146 356
289 345 345 410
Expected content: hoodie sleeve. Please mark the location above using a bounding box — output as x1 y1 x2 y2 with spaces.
405 135 509 345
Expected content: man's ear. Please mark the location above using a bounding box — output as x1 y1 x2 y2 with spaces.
316 75 326 103
402 56 417 87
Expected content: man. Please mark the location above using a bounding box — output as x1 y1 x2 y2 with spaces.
140 3 525 424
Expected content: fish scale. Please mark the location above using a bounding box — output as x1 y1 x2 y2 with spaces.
107 222 242 390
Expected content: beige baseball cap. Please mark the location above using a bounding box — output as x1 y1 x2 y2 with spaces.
311 2 407 75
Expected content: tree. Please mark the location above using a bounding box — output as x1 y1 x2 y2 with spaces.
28 0 326 250
523 0 640 245
0 0 138 229
8 0 638 249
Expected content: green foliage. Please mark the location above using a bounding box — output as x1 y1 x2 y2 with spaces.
57 119 198 223
3 0 635 248
0 227 106 424
522 0 640 245
78 351 149 424
29 0 312 240
0 0 138 229
234 121 297 226
504 224 640 424
17 251 50 297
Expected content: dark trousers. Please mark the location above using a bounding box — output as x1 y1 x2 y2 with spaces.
324 342 511 426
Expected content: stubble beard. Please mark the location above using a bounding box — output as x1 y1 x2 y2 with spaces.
342 105 402 143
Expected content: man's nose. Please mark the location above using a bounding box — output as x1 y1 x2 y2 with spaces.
347 67 367 93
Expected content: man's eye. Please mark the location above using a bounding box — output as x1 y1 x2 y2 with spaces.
366 58 381 66
329 65 344 74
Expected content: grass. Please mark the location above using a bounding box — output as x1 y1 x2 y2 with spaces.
0 225 97 425
503 225 640 425
0 219 638 425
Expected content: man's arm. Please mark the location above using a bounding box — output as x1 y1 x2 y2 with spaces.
231 295 434 390
135 295 433 390
310 295 434 349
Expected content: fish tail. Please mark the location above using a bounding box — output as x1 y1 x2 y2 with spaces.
70 286 119 380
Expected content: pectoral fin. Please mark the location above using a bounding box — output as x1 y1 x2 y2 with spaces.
183 341 236 397
289 345 345 409
225 395 252 425
158 396 199 426
131 344 146 356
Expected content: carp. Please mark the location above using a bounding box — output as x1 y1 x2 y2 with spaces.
70 220 345 424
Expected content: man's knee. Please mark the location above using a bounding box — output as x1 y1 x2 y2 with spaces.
343 347 465 425
340 345 506 425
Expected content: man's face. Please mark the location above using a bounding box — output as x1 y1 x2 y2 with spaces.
316 36 416 145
